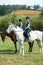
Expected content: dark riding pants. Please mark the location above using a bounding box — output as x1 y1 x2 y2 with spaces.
23 28 31 38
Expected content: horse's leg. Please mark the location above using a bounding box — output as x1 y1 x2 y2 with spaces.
19 41 22 54
38 40 43 54
40 41 43 54
28 41 34 52
39 46 43 54
20 41 24 55
11 35 17 54
41 47 43 54
42 40 43 54
14 42 17 53
21 41 24 55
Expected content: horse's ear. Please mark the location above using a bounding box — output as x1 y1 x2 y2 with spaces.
14 24 17 28
15 25 17 28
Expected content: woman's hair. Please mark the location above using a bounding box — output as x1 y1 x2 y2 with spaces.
26 16 30 19
12 21 14 23
19 19 22 22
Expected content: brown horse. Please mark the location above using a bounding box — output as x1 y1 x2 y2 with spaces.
1 31 34 54
1 31 17 53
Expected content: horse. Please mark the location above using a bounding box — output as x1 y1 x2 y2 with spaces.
1 31 34 55
1 31 17 53
6 23 43 55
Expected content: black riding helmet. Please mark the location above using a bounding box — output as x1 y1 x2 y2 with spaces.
19 19 22 22
26 16 30 19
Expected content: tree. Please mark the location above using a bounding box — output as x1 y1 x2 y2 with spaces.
26 6 31 10
0 5 6 16
34 5 40 10
40 11 43 16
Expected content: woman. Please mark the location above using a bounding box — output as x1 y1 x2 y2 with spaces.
18 19 23 29
23 16 31 39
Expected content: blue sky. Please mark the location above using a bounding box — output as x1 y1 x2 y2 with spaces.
0 0 43 6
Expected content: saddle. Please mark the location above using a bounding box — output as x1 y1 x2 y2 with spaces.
27 32 30 39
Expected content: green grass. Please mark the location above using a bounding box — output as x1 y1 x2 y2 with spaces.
0 37 43 65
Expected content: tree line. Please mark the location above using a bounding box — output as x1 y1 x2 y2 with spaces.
0 5 43 16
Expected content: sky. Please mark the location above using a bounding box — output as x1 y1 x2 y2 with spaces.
0 0 43 6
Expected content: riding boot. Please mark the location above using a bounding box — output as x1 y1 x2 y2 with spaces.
27 33 30 39
26 34 29 39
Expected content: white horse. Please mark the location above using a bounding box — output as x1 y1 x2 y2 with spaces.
6 23 43 55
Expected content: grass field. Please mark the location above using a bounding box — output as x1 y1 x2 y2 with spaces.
0 10 43 65
0 36 43 65
10 10 41 15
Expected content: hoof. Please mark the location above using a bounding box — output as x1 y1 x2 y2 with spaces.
14 50 17 54
22 54 24 55
28 50 32 52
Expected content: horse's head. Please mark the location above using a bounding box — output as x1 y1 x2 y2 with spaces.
1 32 6 42
6 23 17 33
